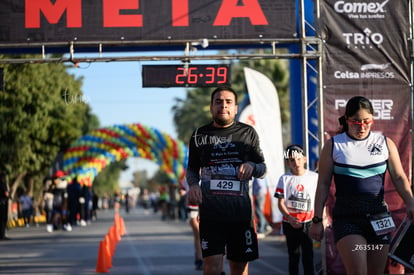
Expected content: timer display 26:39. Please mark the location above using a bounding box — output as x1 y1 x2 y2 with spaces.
142 64 231 87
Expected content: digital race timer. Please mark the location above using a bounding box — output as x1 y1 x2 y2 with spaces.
142 64 231 88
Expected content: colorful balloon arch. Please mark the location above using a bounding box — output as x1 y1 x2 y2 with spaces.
62 123 188 186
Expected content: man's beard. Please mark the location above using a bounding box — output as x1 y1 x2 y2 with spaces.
214 117 234 126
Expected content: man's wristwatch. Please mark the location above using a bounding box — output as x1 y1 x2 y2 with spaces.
312 216 323 224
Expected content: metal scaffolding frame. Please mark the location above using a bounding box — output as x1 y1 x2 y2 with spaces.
0 37 321 63
0 0 323 159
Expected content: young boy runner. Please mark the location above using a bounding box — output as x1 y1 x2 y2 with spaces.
275 144 318 275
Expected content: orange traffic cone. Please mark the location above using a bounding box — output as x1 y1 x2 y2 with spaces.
103 236 113 269
110 225 121 243
114 214 125 237
107 229 117 254
104 234 113 257
95 241 109 273
119 217 126 236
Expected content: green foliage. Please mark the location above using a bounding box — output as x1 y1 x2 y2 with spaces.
92 159 128 197
172 51 290 143
0 55 98 197
151 169 172 185
171 88 212 144
232 54 290 124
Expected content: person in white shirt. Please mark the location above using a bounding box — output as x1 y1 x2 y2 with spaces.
275 144 318 275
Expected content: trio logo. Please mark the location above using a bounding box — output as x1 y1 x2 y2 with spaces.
334 99 393 120
343 28 383 48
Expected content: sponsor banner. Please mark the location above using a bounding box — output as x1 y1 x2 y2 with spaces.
321 0 410 85
0 0 295 46
320 1 412 273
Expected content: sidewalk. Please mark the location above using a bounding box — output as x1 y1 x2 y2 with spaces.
0 207 320 274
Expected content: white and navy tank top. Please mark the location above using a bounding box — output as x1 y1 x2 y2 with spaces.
332 131 389 197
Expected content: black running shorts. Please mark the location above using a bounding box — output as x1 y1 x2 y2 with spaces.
199 219 259 262
333 216 392 244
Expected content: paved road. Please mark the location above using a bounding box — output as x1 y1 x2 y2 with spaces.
0 207 321 275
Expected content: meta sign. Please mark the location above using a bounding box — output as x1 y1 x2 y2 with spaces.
0 0 295 48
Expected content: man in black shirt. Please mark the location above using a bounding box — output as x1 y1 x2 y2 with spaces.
187 86 266 275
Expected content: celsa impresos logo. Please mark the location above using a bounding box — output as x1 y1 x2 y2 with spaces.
334 70 395 79
335 99 393 120
334 0 390 19
334 60 395 79
343 28 383 48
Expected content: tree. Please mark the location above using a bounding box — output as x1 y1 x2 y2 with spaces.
0 55 97 201
171 87 212 142
92 159 128 197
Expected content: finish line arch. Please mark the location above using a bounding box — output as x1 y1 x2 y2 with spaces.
62 123 188 186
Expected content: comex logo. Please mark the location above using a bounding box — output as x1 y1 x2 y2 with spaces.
334 0 390 19
335 99 393 120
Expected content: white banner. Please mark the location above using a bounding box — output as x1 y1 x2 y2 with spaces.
242 67 284 222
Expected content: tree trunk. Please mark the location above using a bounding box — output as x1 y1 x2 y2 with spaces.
8 171 27 223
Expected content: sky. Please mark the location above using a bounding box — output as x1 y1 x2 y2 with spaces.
68 53 189 187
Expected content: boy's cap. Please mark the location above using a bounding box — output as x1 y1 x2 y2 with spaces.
284 144 305 159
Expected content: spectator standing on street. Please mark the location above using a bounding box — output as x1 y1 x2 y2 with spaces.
77 185 88 226
275 144 318 275
181 178 203 270
91 188 99 221
158 186 170 221
43 178 54 228
84 185 93 224
47 171 71 232
0 171 10 240
253 177 273 239
125 192 130 213
67 176 81 226
19 190 33 227
187 86 266 275
113 190 122 214
177 186 187 222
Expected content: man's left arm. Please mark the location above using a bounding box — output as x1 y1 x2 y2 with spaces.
248 161 266 179
248 129 266 179
237 126 266 181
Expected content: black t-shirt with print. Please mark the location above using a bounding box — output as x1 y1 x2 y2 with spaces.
187 121 265 222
